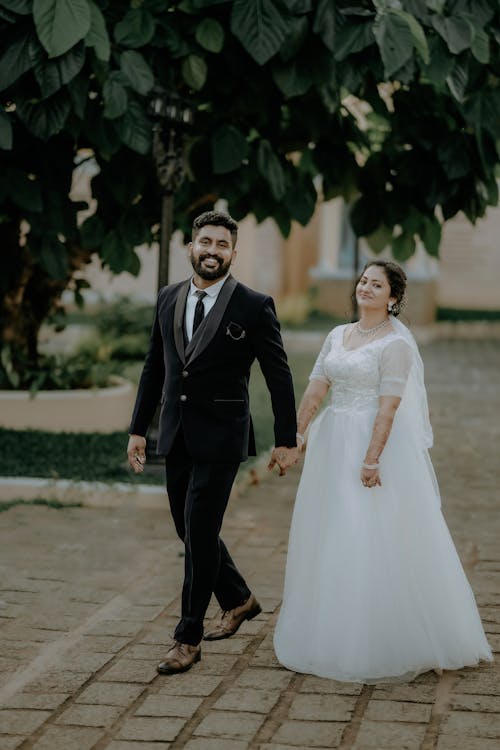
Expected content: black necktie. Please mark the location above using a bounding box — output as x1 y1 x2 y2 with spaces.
192 290 207 337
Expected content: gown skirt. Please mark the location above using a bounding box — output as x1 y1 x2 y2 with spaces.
273 403 493 683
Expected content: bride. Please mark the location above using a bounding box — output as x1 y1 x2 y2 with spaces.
274 260 492 683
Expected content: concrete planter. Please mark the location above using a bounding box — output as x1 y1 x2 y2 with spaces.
0 376 136 433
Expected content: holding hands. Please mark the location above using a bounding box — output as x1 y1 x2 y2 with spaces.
268 445 300 476
360 461 381 488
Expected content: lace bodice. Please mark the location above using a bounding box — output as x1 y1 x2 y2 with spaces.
310 325 413 413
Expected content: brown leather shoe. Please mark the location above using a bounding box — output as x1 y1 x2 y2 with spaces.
156 641 201 674
203 594 262 641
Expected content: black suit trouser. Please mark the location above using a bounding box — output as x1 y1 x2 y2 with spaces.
165 429 251 645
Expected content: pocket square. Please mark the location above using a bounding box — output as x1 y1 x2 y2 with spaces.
226 322 246 340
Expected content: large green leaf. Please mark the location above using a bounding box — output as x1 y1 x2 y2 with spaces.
373 11 414 79
114 100 152 155
120 50 154 95
100 229 128 273
0 29 33 91
103 74 128 120
422 35 454 89
85 0 110 62
212 125 249 174
10 170 43 212
195 18 224 53
231 0 291 65
31 40 86 98
334 21 374 61
313 0 339 53
0 109 13 150
392 231 416 262
114 9 155 48
34 0 91 58
284 173 317 225
15 91 71 140
463 90 500 139
431 16 473 55
0 0 32 12
418 215 441 257
68 75 89 119
257 140 286 200
80 213 105 249
273 58 313 97
446 57 468 102
38 235 69 279
393 9 429 65
471 27 489 65
182 54 207 90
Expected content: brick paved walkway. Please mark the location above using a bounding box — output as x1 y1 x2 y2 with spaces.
1 339 499 750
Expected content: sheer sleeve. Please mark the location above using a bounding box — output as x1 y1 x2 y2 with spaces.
379 338 413 397
309 329 335 384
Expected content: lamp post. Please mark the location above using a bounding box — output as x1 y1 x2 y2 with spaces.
149 88 194 289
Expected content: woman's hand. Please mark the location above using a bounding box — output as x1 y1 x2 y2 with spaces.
360 466 381 488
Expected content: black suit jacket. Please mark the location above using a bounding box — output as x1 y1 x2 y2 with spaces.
129 275 297 462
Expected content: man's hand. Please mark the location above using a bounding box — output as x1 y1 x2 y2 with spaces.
127 434 147 474
268 446 300 477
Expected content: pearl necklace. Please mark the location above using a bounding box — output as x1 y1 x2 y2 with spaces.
355 318 390 337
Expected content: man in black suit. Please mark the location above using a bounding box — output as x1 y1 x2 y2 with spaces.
127 210 299 674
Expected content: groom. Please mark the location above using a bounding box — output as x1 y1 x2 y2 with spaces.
127 210 299 675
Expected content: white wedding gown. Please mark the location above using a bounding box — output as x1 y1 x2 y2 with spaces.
274 323 492 683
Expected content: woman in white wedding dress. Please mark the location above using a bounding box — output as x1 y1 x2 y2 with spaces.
274 260 492 683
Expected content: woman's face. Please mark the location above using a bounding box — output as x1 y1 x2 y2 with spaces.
356 265 396 313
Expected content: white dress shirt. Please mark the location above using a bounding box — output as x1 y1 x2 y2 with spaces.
185 274 229 341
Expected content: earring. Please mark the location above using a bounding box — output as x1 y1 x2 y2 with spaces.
388 302 394 312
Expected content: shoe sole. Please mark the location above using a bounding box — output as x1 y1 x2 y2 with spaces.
156 650 201 675
203 603 262 641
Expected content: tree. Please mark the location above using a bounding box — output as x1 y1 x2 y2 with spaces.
1 0 500 379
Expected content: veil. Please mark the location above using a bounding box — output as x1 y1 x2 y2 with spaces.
390 315 433 450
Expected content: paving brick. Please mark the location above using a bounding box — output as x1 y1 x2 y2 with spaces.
30 726 103 750
184 740 249 750
437 736 500 750
364 699 432 723
23 670 93 693
75 682 145 706
0 709 51 734
441 711 500 738
450 694 500 713
272 720 346 747
202 636 252 655
81 635 131 653
194 653 238 675
135 694 203 718
248 650 282 668
289 693 357 722
372 683 437 703
154 675 222 700
235 668 293 690
0 737 26 750
454 669 500 695
300 676 363 696
1 693 69 710
353 720 426 749
107 743 171 750
214 687 281 713
84 621 143 638
116 716 186 742
193 710 264 740
102 659 157 684
55 703 122 727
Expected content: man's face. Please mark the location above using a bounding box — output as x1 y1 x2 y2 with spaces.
188 224 236 282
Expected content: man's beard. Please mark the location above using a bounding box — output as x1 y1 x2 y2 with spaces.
190 253 231 281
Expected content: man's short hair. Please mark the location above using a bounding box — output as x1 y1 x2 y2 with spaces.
192 211 238 247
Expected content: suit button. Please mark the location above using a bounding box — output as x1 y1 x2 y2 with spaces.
182 370 189 378
180 394 187 402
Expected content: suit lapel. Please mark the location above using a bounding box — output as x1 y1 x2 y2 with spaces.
185 275 238 363
173 279 190 364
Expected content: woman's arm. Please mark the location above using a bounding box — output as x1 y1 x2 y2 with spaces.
296 379 330 443
360 395 401 487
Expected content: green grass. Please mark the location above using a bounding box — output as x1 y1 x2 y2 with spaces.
0 498 82 513
437 307 500 322
0 352 316 485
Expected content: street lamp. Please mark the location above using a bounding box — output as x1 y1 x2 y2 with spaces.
149 88 194 289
